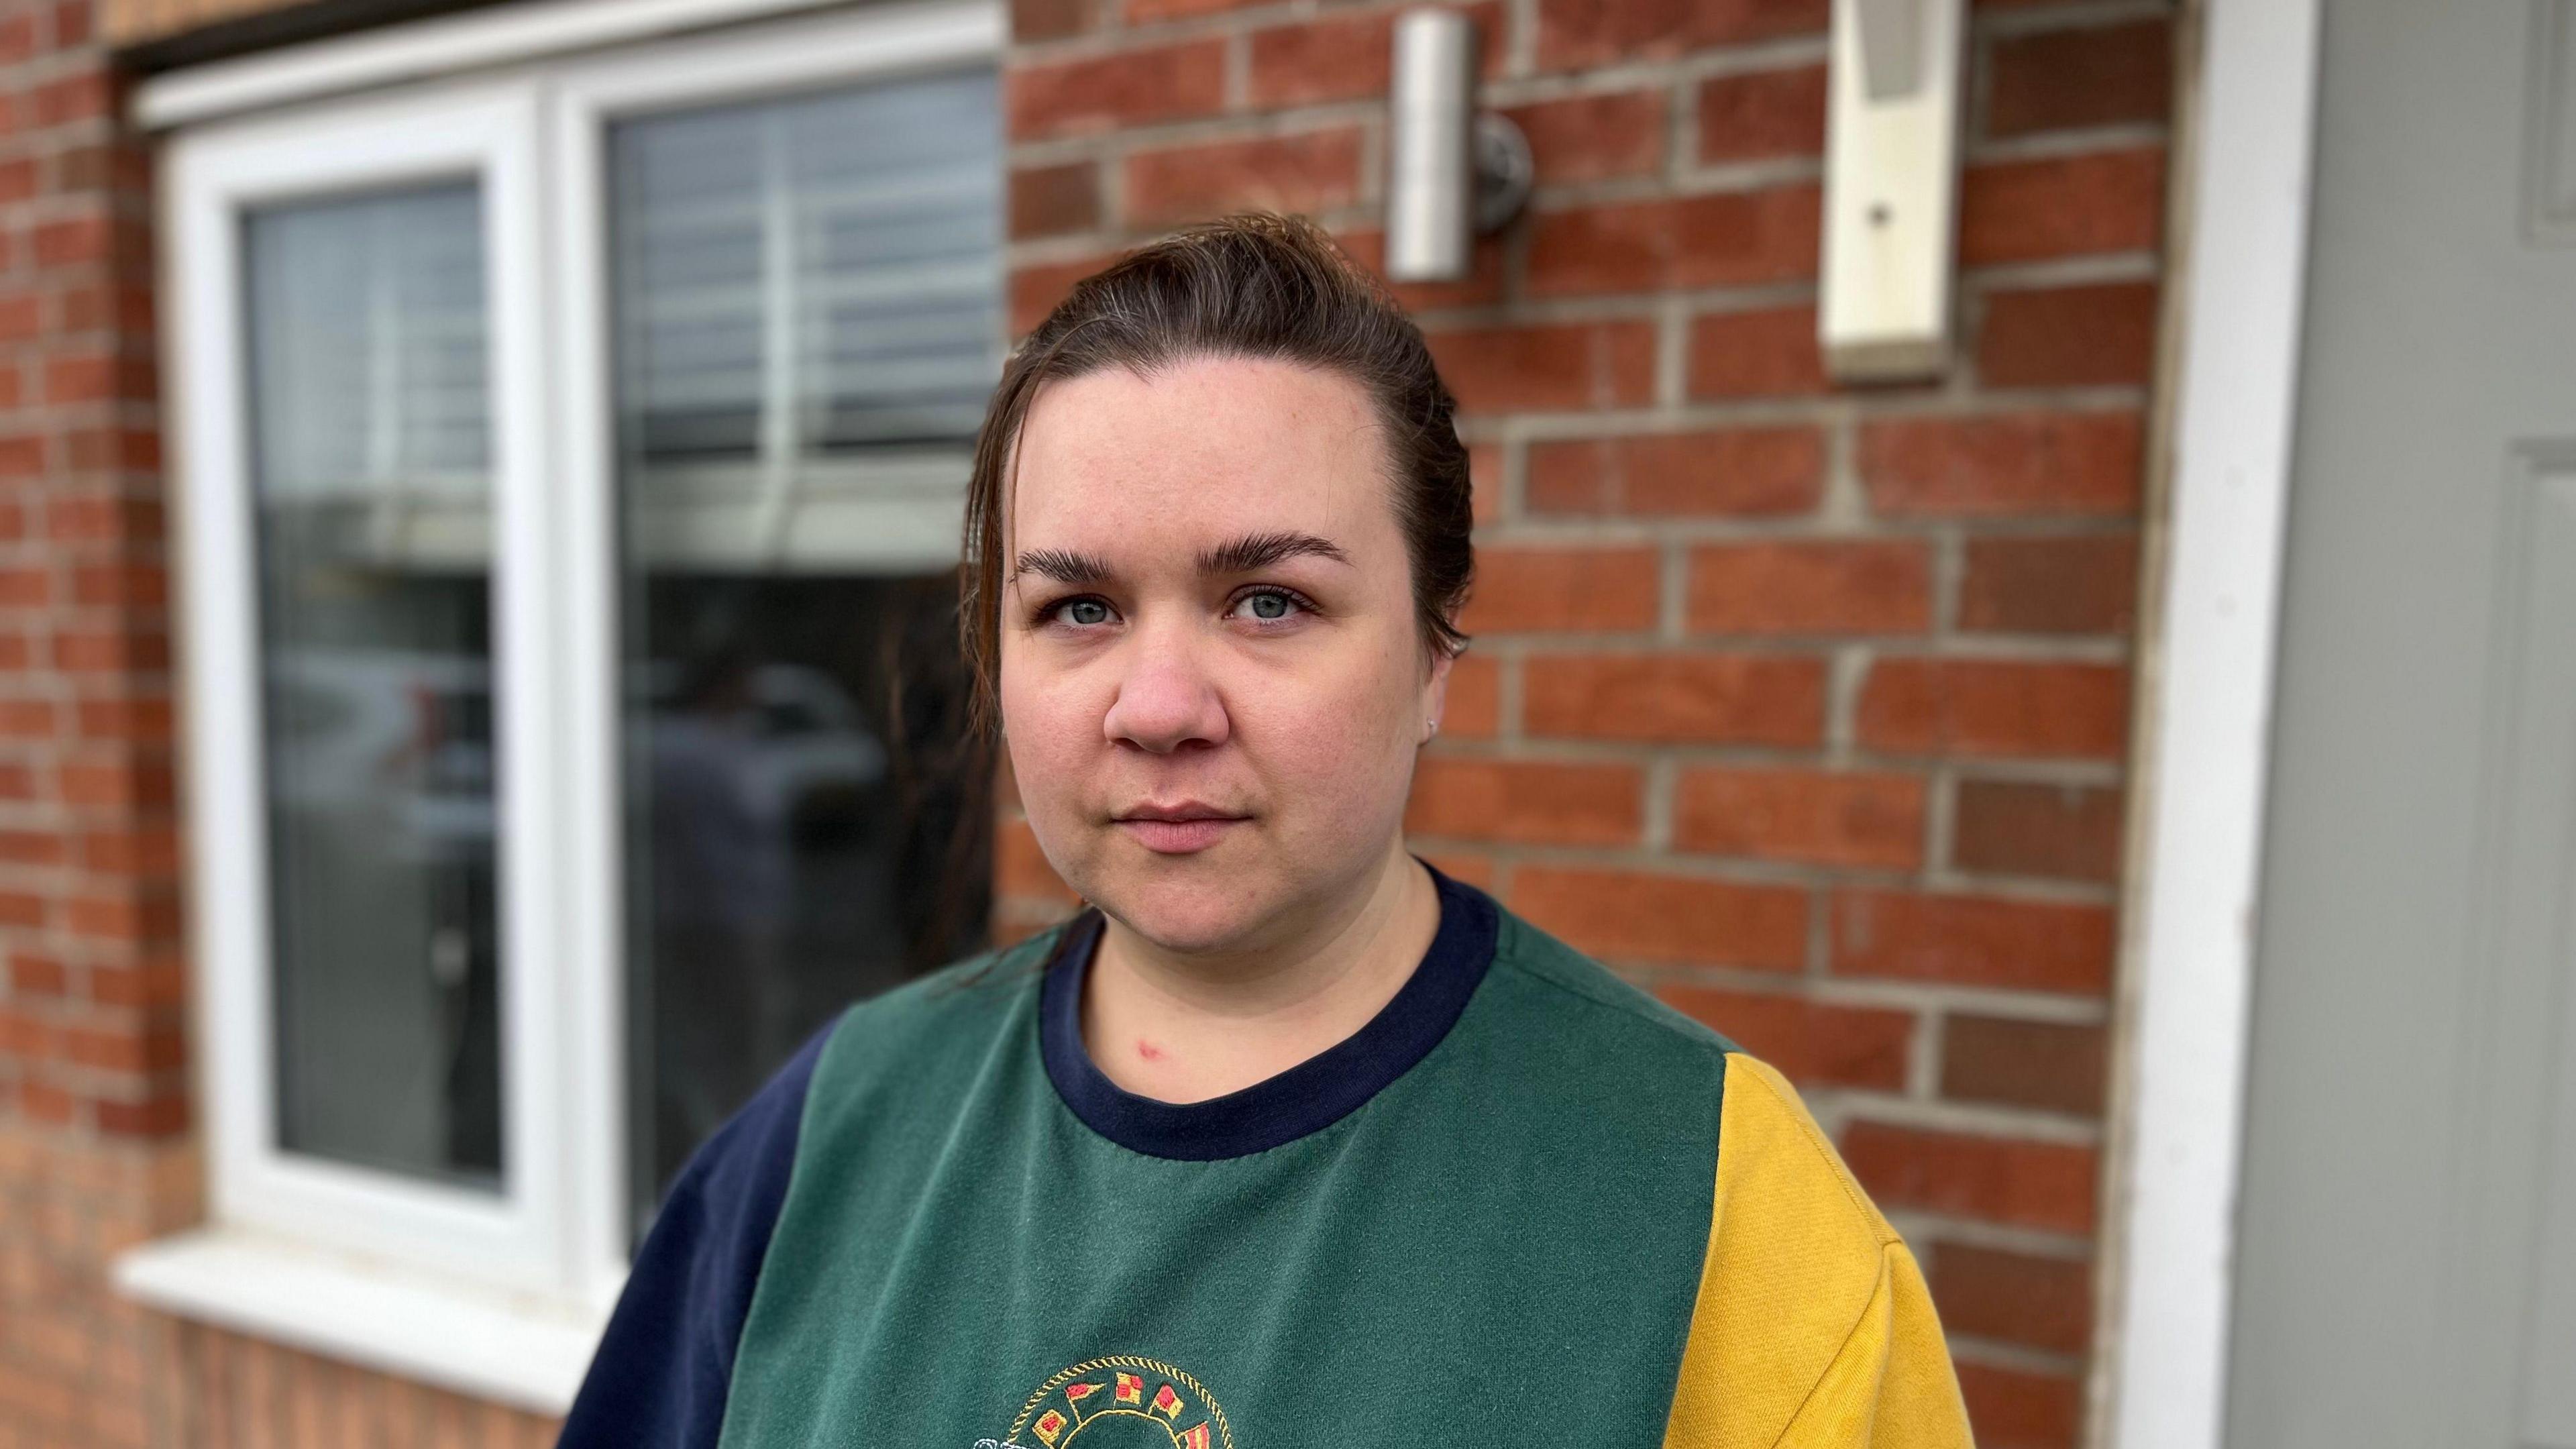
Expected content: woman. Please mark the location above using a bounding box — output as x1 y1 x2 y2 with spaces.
559 212 1974 1448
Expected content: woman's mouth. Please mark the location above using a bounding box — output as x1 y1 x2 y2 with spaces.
1114 806 1251 854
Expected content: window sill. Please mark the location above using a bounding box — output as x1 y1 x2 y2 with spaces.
111 1227 612 1415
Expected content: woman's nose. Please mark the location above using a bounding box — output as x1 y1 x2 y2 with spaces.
1099 616 1230 755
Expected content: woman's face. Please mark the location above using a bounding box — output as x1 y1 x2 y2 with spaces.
998 354 1452 955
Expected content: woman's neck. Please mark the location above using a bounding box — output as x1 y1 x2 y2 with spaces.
1079 846 1442 1104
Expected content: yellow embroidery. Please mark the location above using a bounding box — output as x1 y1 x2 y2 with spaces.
996 1356 1238 1449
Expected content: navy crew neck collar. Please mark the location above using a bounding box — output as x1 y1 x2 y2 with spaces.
1037 855 1501 1161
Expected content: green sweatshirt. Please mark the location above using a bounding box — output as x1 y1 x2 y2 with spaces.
557 857 1976 1449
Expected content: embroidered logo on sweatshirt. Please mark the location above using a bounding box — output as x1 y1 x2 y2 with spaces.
973 1356 1236 1449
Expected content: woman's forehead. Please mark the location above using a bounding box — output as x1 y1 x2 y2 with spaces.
1004 357 1397 554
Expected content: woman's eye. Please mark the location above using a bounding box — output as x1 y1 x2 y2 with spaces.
1053 598 1113 627
1230 589 1311 625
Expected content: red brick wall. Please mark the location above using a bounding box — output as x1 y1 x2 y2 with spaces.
997 3 2174 1445
0 0 203 1440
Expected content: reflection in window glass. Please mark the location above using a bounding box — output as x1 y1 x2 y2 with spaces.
245 182 503 1189
610 70 1002 1240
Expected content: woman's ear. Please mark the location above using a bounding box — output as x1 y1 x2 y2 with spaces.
1418 641 1456 743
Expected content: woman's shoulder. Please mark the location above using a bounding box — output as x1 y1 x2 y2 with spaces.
1474 899 1745 1067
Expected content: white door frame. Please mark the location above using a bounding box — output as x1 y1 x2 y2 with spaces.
2098 1 2324 1447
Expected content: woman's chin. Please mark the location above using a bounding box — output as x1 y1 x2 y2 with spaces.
1093 873 1270 957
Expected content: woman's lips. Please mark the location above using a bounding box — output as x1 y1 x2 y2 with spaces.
1116 816 1248 853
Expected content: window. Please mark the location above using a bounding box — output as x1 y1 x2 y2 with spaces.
130 0 1003 1407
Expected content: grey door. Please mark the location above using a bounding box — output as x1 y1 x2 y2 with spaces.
2224 1 2576 1444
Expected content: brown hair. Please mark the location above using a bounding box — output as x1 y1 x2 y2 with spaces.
956 210 1478 747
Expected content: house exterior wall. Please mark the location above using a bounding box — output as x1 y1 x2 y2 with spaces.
991 4 2171 1445
0 0 2176 1442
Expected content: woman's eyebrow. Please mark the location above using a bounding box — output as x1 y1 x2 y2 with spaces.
1012 531 1352 587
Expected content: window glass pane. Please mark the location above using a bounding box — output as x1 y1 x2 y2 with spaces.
610 69 1002 1240
245 182 503 1190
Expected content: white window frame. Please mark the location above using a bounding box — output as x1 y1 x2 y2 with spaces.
116 0 1005 1413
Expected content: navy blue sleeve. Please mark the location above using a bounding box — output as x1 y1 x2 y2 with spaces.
555 1013 838 1449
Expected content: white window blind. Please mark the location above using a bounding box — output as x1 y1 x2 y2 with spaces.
609 68 1002 572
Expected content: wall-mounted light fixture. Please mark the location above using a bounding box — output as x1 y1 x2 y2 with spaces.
1819 0 1965 379
1384 9 1531 283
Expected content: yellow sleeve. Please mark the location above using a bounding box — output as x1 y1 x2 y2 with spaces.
1661 1052 1976 1449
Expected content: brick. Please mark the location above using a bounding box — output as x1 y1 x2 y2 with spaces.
1403 757 1643 845
1955 1361 2084 1449
1503 88 1665 184
46 493 164 547
1856 658 2128 759
90 957 186 1010
0 565 49 606
61 1019 184 1073
1527 184 1819 298
1688 304 1828 398
1684 540 1932 635
1416 850 1495 888
0 697 55 738
1012 0 1101 41
1123 129 1364 229
1248 2 1502 107
1661 985 1913 1088
1529 427 1823 517
60 758 178 811
1124 0 1274 21
32 213 115 268
1525 653 1826 746
996 816 1075 904
1467 441 1503 525
0 824 63 860
1514 866 1807 970
1953 778 2123 881
44 350 155 405
1425 319 1658 412
0 290 36 343
9 953 65 996
0 890 48 929
67 888 182 943
1943 1012 2108 1115
1010 163 1097 239
75 696 174 745
1978 281 2159 388
32 70 113 126
1860 411 2141 517
1011 250 1118 336
1831 888 2114 993
1840 1120 2097 1233
1006 39 1227 141
65 424 160 472
1456 545 1660 633
1959 533 2137 635
71 561 168 610
1536 0 1827 70
94 1092 187 1138
1988 17 2173 138
1933 1242 2092 1354
1436 651 1499 737
17 1079 76 1125
1960 148 2165 266
1674 767 1925 869
1697 62 1826 162
78 823 179 873
51 625 168 674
